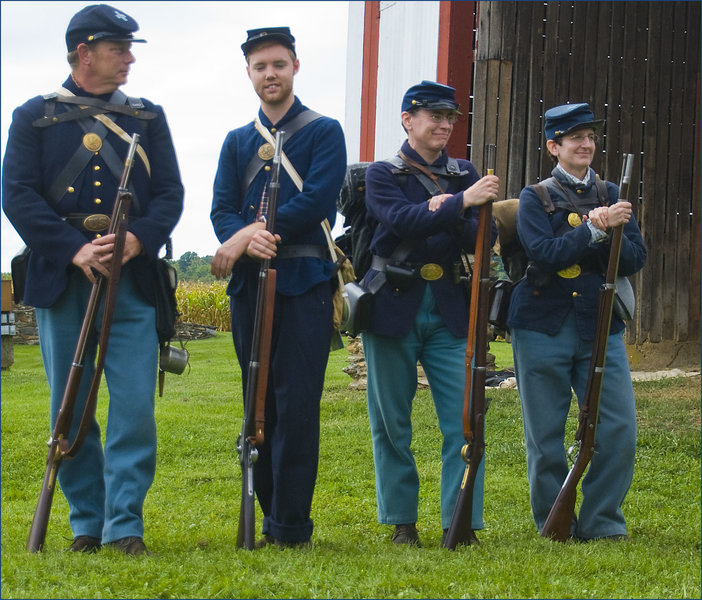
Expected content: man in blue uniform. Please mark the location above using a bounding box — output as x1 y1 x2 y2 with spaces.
361 81 499 546
210 27 346 547
508 103 647 540
2 5 184 555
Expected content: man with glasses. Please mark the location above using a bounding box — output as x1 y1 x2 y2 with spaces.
360 80 499 547
507 103 647 541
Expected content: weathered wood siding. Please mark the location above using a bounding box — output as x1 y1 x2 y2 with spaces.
471 1 700 346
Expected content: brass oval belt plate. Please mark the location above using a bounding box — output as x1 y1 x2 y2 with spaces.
557 264 582 279
82 132 103 152
420 263 443 281
257 142 274 160
83 214 111 232
568 212 582 228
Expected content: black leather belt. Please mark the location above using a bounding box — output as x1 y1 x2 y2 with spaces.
65 213 111 233
371 256 449 281
276 244 328 259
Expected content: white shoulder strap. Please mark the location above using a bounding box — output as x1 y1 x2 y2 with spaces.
254 116 303 191
254 116 341 250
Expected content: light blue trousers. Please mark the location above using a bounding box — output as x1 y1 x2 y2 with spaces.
35 267 158 543
362 286 485 530
511 311 636 539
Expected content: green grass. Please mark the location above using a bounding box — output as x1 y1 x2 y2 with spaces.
1 335 699 599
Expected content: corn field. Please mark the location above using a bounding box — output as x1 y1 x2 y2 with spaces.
175 280 231 331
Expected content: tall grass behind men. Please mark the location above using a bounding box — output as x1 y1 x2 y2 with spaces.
210 27 346 547
507 103 646 540
2 4 184 555
360 81 499 546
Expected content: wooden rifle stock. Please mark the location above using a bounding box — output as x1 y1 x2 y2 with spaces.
237 130 285 550
540 153 634 541
27 134 140 552
444 145 496 549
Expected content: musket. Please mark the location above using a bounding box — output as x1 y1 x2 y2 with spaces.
236 130 285 550
443 144 496 549
27 134 140 552
540 153 634 542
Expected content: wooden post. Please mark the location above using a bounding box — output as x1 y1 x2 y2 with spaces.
1 280 15 370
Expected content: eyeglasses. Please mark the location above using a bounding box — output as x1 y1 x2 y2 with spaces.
566 133 599 144
426 111 459 125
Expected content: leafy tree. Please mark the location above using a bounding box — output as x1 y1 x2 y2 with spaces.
171 252 216 283
177 251 199 273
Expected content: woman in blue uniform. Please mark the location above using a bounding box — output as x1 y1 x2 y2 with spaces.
361 81 498 546
508 103 647 541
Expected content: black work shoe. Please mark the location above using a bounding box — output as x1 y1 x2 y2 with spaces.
273 538 312 549
106 536 149 556
255 534 311 549
68 535 101 553
392 523 421 546
255 534 275 549
441 528 479 547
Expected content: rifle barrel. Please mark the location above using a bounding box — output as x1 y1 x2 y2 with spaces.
237 130 285 550
26 134 140 552
444 143 496 549
540 153 634 541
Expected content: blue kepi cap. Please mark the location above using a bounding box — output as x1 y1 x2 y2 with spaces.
66 4 145 51
402 80 460 113
242 27 296 56
544 103 604 140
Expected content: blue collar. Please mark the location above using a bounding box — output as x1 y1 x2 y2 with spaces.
258 96 306 129
400 140 449 167
62 75 115 102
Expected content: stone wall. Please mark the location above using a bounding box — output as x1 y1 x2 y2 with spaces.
13 304 39 345
10 302 215 346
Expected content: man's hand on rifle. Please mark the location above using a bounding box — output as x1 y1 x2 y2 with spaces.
97 231 143 265
211 222 281 279
246 229 281 261
587 201 632 231
73 242 111 283
73 232 144 284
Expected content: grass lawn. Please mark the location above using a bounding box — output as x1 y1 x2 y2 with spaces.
1 334 699 599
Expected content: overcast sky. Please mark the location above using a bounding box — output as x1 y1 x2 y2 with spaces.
0 0 351 271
